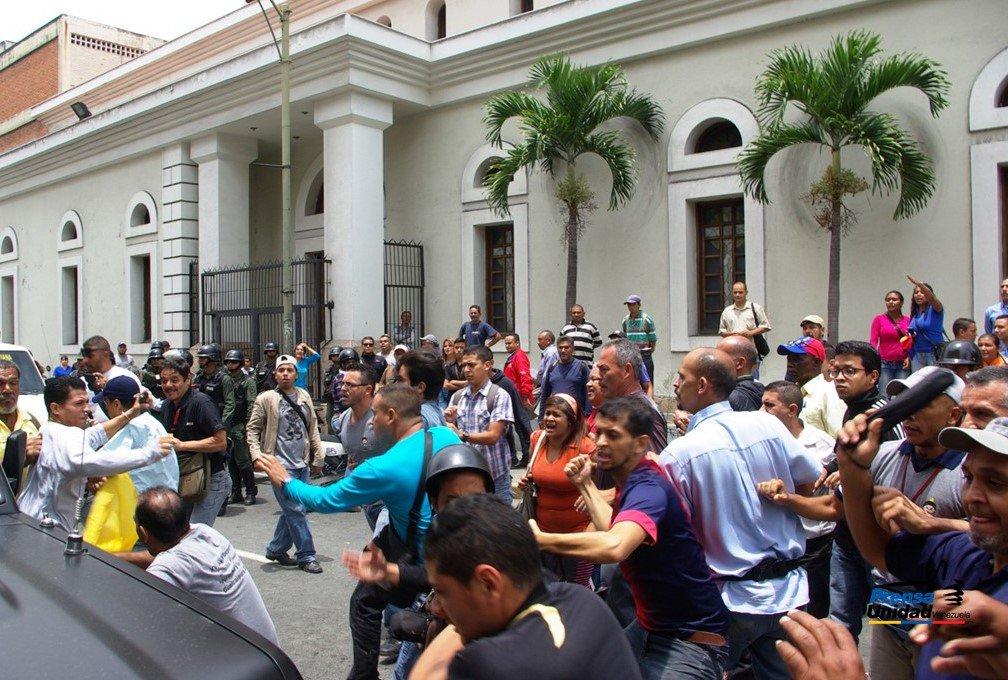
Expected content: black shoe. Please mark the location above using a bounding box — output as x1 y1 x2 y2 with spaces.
511 458 528 469
379 639 401 664
265 552 298 567
243 494 257 506
229 490 244 504
299 560 323 574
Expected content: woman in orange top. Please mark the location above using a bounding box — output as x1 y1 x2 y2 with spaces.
978 333 1008 367
519 393 596 587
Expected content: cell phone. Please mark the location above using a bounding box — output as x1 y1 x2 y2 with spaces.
138 392 151 404
868 369 955 434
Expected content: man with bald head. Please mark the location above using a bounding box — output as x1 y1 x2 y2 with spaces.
716 335 764 412
660 348 820 680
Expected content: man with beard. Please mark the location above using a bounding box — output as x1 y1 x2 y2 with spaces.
0 359 42 468
258 384 461 680
837 414 1008 680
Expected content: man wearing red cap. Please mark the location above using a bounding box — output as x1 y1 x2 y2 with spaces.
778 337 844 438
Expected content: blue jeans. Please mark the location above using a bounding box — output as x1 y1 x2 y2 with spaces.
493 469 513 504
625 619 726 680
726 611 790 680
879 361 910 394
828 537 874 641
393 641 421 680
189 468 232 527
267 466 316 563
911 351 936 372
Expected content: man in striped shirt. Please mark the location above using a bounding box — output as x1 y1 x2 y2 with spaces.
621 295 657 381
560 304 602 364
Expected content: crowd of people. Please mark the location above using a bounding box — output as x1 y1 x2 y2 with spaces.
5 278 1008 680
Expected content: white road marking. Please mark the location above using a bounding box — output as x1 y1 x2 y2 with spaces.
236 549 269 564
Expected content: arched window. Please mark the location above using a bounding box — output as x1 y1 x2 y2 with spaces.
998 79 1008 108
312 183 325 216
0 227 17 262
510 0 533 14
57 210 84 251
124 191 158 237
691 120 743 154
376 15 392 28
426 0 446 41
474 157 503 189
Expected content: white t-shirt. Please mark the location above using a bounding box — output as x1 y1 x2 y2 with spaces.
88 366 143 423
796 422 837 539
147 524 279 646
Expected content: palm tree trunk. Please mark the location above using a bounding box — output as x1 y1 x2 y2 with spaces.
565 204 579 313
827 148 842 342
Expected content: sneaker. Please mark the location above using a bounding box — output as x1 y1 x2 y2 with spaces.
265 552 298 567
299 560 323 574
243 494 257 506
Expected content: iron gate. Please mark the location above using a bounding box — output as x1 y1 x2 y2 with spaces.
384 240 425 338
201 255 331 396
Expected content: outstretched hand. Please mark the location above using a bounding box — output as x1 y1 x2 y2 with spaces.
776 609 865 680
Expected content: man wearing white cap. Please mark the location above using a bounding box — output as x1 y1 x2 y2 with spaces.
800 314 826 341
836 413 1008 680
621 294 657 382
838 366 969 678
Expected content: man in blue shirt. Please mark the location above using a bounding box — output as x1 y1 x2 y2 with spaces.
533 397 729 680
458 304 501 349
983 278 1008 335
660 347 820 680
538 336 589 418
258 383 460 680
837 415 1008 680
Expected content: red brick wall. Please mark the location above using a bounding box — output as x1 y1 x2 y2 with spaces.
0 39 59 121
0 119 49 154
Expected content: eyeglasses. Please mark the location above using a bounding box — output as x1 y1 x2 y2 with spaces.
362 343 374 347
834 366 867 378
342 382 368 388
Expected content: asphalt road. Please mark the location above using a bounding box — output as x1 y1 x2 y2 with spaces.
214 473 395 680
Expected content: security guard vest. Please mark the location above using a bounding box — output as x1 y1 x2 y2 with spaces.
194 367 228 417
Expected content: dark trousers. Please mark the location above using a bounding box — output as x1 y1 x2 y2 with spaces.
641 351 655 386
227 435 256 497
349 579 395 680
804 533 834 618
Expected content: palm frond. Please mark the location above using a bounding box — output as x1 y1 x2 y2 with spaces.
483 145 535 217
580 130 637 210
737 122 827 203
841 112 907 197
483 91 546 147
860 52 950 117
754 44 820 128
892 133 936 219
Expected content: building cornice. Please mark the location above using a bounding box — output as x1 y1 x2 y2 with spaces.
0 0 885 198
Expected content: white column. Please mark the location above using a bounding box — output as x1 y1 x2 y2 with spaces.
314 90 393 346
190 133 258 270
161 142 198 349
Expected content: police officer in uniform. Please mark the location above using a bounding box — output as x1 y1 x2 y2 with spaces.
331 347 360 416
194 343 235 514
255 342 280 393
224 349 258 505
322 347 341 422
141 347 165 400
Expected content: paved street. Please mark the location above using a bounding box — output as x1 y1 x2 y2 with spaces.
214 474 395 680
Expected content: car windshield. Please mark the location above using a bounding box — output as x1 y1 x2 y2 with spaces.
0 350 45 395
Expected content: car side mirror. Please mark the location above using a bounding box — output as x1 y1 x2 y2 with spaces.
2 430 26 496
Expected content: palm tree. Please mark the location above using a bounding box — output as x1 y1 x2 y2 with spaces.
483 54 665 312
737 30 949 341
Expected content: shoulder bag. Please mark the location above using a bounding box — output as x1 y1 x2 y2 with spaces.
172 402 211 500
516 432 548 521
752 303 771 358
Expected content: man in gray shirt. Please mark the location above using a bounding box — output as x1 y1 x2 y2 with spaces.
122 487 279 646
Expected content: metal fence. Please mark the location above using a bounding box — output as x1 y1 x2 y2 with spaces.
384 240 425 338
200 256 331 397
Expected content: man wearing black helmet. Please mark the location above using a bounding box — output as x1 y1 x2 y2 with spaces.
193 344 235 426
322 346 341 420
330 347 361 415
255 342 280 393
225 349 258 506
937 339 982 380
141 347 165 400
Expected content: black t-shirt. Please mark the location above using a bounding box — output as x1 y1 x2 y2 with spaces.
160 387 227 472
448 581 641 680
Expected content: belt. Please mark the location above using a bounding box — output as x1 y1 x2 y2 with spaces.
717 554 810 583
684 630 727 647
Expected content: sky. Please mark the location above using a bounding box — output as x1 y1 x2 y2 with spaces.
5 1 248 44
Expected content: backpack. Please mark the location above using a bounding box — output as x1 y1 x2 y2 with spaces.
449 383 501 412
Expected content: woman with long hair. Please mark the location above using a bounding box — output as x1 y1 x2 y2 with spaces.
907 274 945 372
978 333 1007 367
439 337 465 408
869 289 911 391
519 393 596 587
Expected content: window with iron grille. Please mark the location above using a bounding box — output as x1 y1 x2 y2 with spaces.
485 224 514 333
696 199 745 334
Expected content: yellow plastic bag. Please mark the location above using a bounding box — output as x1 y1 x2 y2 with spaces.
83 473 139 552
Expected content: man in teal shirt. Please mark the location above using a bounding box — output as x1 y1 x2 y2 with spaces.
259 383 460 680
622 294 658 381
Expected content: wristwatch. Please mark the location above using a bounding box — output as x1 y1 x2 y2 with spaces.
460 430 469 442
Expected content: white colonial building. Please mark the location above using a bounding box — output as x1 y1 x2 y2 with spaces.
0 0 1006 388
